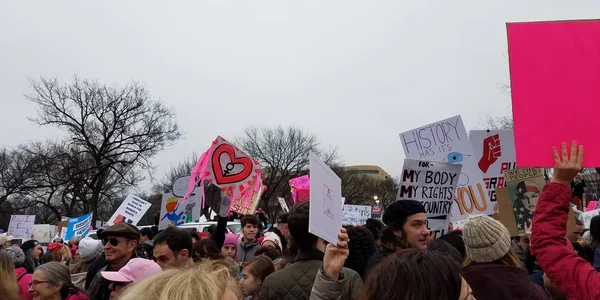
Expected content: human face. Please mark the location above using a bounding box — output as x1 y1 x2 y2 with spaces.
28 270 60 300
221 244 236 259
140 235 148 244
32 245 43 260
459 277 476 300
154 243 188 270
240 268 261 296
1 241 11 249
567 224 584 243
242 224 258 242
103 236 136 263
109 282 128 300
222 290 239 300
400 213 430 249
517 235 530 252
522 192 540 212
278 223 290 239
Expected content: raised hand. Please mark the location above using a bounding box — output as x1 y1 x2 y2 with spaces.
551 141 584 187
478 134 501 173
323 228 349 280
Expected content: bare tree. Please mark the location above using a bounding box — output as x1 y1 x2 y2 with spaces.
236 126 337 221
479 116 514 130
26 76 181 224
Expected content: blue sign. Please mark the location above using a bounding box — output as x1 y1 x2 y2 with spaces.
64 212 93 240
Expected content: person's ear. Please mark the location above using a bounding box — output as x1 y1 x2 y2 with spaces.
179 249 189 260
54 282 63 293
392 229 403 238
128 240 138 252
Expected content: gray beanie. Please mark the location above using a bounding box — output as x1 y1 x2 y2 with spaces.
4 245 25 266
463 214 511 263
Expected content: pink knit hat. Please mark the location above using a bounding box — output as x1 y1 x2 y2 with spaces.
224 234 239 247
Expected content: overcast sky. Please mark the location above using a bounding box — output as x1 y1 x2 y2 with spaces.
2 1 599 190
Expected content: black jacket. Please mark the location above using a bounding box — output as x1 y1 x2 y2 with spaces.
364 246 395 276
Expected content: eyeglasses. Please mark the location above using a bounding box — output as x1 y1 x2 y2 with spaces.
103 238 123 247
28 280 50 288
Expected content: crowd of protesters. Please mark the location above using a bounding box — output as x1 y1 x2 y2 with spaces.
0 141 598 299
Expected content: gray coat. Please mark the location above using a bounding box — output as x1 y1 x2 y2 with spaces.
237 239 260 262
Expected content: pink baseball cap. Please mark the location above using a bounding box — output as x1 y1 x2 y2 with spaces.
101 258 162 283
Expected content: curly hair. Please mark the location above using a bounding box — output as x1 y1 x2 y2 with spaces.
343 225 377 277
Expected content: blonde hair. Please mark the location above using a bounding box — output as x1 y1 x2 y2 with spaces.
119 260 242 300
543 273 566 300
0 251 20 300
464 248 522 268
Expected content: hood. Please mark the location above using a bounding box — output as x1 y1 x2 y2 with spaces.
463 263 546 300
239 239 259 248
143 240 154 247
15 267 28 278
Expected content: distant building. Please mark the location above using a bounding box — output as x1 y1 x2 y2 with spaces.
342 165 391 181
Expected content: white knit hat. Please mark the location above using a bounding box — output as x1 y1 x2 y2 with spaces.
79 238 103 262
463 214 511 263
261 232 282 251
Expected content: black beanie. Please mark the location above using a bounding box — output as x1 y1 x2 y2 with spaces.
20 240 39 252
382 200 425 229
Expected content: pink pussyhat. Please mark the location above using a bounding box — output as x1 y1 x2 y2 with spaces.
101 258 162 283
224 234 239 247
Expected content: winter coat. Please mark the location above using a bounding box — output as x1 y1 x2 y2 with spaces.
15 267 33 300
309 268 358 300
65 289 90 300
237 239 260 262
363 246 394 276
259 250 362 300
86 252 138 300
463 263 547 300
531 182 600 300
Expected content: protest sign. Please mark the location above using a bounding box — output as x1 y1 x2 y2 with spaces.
184 136 262 213
342 205 372 225
400 116 489 222
229 180 262 215
64 212 93 240
278 197 290 213
7 215 35 239
397 159 462 237
159 192 198 230
469 130 516 201
587 201 598 212
290 175 310 204
503 168 544 234
507 20 600 167
342 211 361 225
372 204 382 219
580 209 600 229
308 152 342 244
107 194 152 226
33 225 57 243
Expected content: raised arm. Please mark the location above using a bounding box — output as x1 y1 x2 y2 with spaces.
531 142 600 300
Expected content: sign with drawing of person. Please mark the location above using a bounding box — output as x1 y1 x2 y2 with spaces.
503 168 544 234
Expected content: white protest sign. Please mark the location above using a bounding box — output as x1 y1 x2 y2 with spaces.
469 130 516 202
33 224 57 243
397 159 462 238
342 205 372 225
342 211 361 225
107 194 152 226
278 197 290 213
580 209 600 229
309 151 342 244
400 115 491 221
8 215 35 239
159 192 203 230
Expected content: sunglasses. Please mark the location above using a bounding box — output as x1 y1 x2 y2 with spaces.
103 238 124 247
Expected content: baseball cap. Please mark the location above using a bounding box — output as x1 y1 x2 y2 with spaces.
101 258 162 283
101 223 141 241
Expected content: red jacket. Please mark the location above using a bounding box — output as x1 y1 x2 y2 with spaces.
15 267 33 300
530 182 600 300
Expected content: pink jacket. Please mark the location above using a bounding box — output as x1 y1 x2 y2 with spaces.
65 290 90 300
15 267 33 300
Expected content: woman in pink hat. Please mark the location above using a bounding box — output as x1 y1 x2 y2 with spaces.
100 258 162 300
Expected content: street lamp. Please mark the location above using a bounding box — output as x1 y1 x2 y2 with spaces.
374 195 380 205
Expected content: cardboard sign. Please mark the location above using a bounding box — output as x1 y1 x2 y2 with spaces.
507 20 600 167
503 168 545 234
278 197 290 213
372 204 382 219
107 194 152 226
7 215 35 239
342 205 372 225
400 116 490 221
497 186 578 236
397 159 462 237
290 175 310 204
64 212 93 240
308 152 342 244
469 130 516 201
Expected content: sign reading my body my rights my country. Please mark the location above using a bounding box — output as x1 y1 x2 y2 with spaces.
400 115 491 221
398 159 462 238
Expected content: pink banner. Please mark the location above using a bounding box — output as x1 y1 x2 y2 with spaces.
289 175 310 204
587 201 598 212
508 20 600 167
